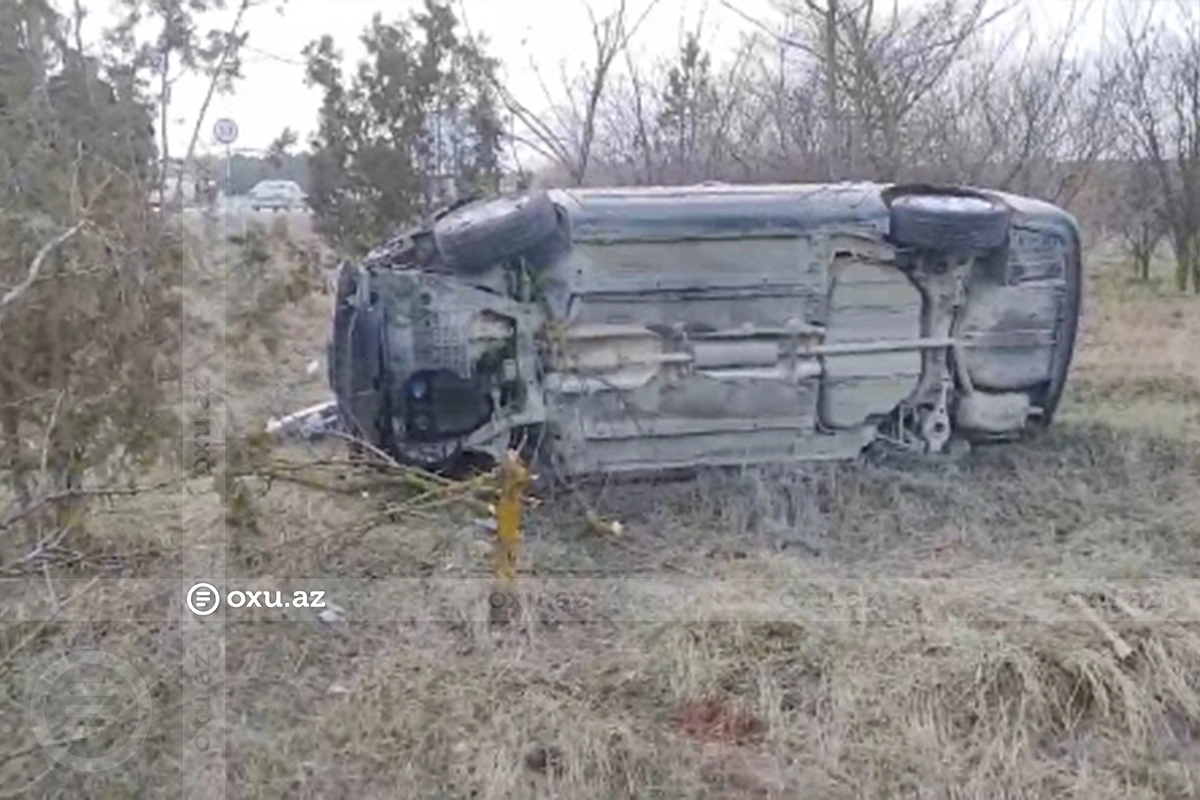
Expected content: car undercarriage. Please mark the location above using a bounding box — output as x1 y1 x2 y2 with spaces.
324 183 1082 477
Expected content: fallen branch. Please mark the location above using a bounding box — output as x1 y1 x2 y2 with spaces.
0 221 86 331
0 575 99 672
0 477 181 534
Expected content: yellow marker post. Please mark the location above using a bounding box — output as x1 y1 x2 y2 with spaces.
493 450 530 587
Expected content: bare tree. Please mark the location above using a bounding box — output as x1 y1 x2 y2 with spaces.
590 25 762 186
1113 160 1169 281
725 0 1009 180
497 0 659 186
906 1 1118 208
1113 1 1200 292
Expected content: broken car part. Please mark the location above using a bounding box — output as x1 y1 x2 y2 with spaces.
266 400 340 440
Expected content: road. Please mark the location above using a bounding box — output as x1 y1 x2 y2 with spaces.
179 196 316 240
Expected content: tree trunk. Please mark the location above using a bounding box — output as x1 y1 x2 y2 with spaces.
1191 239 1200 293
158 46 171 209
1173 230 1191 292
823 0 840 180
1134 245 1150 281
0 375 19 476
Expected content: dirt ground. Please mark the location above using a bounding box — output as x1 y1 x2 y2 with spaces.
3 221 1200 799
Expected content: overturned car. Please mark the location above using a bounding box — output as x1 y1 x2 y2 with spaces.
327 183 1081 476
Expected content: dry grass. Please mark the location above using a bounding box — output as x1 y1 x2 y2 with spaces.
4 229 1200 799
1061 240 1200 439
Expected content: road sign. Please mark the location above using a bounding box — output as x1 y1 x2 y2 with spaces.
213 118 239 145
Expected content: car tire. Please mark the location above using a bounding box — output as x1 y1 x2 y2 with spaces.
884 185 1012 252
433 191 560 273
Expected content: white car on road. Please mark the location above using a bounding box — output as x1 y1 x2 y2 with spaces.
248 180 307 212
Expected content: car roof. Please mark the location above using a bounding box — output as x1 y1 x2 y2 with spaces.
550 183 890 242
544 182 1077 244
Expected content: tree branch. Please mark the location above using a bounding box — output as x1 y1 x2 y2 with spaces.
0 221 86 331
174 0 255 207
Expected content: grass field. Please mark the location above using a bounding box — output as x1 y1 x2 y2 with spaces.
3 224 1200 799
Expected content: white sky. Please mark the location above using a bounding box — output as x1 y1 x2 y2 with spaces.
70 0 1118 157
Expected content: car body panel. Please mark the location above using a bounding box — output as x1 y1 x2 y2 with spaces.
328 182 1082 475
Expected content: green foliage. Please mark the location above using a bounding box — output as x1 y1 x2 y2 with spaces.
303 0 503 254
106 0 266 203
108 0 249 80
0 1 181 499
265 126 299 167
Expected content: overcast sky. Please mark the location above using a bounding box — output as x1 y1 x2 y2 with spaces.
73 0 1119 157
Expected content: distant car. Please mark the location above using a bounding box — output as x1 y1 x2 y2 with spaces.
248 180 306 212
